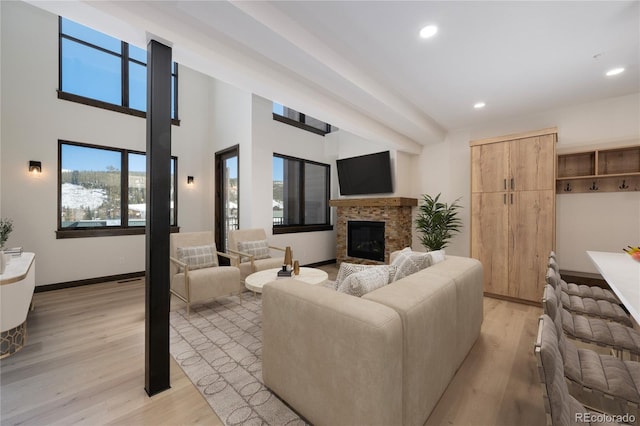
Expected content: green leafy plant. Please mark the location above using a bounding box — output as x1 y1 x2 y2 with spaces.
0 218 13 249
415 194 462 251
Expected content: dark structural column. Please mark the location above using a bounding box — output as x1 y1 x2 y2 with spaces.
145 39 172 396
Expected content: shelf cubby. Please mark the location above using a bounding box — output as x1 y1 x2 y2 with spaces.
556 145 640 193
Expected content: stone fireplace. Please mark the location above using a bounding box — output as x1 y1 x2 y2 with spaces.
330 197 418 265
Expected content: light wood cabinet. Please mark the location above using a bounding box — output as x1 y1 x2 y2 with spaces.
471 142 510 193
556 145 640 193
471 192 509 296
470 128 556 303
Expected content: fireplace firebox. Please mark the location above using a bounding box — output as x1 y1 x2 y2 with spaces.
347 221 385 262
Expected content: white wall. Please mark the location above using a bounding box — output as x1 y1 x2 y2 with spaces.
172 68 217 233
209 78 253 229
248 95 336 265
1 1 215 285
411 129 470 255
417 93 640 272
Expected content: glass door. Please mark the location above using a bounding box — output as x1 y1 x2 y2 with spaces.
215 145 239 254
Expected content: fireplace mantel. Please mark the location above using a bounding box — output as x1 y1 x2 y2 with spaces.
329 197 417 208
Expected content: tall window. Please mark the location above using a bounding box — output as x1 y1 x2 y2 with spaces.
59 17 179 122
58 140 177 238
272 103 333 136
273 154 332 234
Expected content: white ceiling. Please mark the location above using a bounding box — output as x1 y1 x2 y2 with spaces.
28 1 640 153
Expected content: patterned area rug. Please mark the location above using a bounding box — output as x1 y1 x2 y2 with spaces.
169 292 305 426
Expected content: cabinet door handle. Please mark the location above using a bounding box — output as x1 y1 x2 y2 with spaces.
503 194 507 204
510 178 514 190
504 179 507 190
510 193 514 204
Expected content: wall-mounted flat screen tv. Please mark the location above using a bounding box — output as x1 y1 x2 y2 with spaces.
336 151 393 195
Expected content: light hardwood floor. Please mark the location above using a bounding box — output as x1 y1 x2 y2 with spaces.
1 273 546 426
0 279 222 426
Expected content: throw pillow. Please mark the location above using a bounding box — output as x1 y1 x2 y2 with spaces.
176 244 218 270
337 265 397 297
428 249 446 264
391 248 431 281
336 262 370 288
336 262 397 289
236 239 270 263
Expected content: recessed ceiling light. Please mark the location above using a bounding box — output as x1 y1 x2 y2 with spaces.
419 25 438 39
474 102 486 109
606 67 625 76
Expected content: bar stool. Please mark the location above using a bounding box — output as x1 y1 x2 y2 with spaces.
546 267 632 327
538 313 640 423
548 254 619 303
543 284 640 359
534 315 631 426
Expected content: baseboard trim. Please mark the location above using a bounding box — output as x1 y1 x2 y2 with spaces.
35 261 339 293
35 271 145 293
302 259 337 268
483 292 541 307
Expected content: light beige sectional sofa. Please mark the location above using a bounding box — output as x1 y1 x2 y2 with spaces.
262 255 483 426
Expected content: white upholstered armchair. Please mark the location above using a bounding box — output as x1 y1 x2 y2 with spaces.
170 231 242 317
227 228 286 282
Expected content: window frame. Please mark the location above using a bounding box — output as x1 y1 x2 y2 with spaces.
58 17 180 125
272 153 333 235
56 139 179 239
272 104 332 136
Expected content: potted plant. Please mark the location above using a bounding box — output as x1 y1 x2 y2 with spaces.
0 218 13 250
0 218 12 274
415 194 462 251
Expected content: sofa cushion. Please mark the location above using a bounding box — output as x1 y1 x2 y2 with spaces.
337 265 397 297
237 239 270 262
390 247 431 281
171 266 240 301
176 244 218 269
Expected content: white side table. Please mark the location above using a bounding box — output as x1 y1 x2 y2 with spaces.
244 267 328 295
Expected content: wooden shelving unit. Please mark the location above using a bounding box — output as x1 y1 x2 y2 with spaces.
556 145 640 193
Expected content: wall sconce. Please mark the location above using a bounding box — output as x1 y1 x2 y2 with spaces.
29 161 42 174
187 176 194 185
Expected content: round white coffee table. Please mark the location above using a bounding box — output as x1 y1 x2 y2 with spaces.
244 267 328 294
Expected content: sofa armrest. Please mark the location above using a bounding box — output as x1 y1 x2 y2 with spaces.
216 251 239 267
169 256 186 268
268 245 285 253
169 256 188 273
262 280 403 426
227 248 252 259
227 248 255 268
